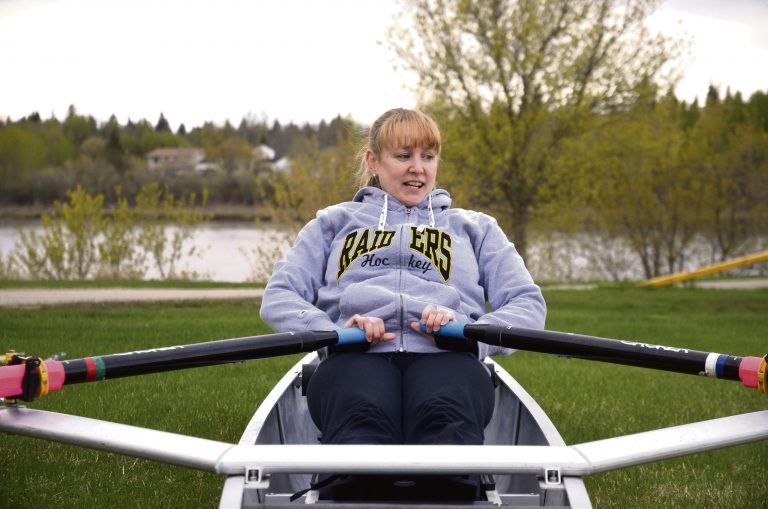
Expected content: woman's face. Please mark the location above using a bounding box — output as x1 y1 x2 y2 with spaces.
367 145 438 207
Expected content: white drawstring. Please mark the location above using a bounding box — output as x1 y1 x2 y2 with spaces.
378 194 388 230
417 194 435 233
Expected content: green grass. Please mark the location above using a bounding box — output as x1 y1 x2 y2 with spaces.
1 288 766 508
499 287 768 508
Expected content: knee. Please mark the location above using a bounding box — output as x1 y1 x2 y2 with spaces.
407 391 492 445
322 395 402 444
411 392 467 422
342 394 395 422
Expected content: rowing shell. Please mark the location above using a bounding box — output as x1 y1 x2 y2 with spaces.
218 351 592 508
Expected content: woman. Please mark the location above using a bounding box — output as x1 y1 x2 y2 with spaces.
260 108 545 448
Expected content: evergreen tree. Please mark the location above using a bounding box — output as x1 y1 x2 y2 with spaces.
155 113 172 133
748 90 768 131
105 124 125 174
706 84 720 106
681 99 700 131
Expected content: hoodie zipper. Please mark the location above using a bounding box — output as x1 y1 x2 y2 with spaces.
398 207 413 352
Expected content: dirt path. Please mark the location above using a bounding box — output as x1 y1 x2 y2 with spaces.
1 279 766 308
695 279 768 289
0 288 264 307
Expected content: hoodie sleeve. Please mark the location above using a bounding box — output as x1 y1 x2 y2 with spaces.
259 214 338 333
472 216 546 358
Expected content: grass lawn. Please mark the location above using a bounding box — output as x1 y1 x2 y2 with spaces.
1 287 766 508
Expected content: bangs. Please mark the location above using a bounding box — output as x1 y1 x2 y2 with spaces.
376 111 441 153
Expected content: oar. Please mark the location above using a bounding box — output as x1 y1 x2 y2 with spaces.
0 328 367 402
422 322 767 394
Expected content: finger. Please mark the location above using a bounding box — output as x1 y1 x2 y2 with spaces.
433 311 455 332
421 305 435 324
368 319 381 342
365 319 376 342
343 314 361 329
427 310 444 333
374 319 385 339
422 307 455 333
420 305 434 333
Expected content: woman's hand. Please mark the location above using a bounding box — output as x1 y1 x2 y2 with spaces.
344 314 396 344
410 304 455 335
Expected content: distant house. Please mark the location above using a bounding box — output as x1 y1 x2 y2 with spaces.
146 147 208 173
253 144 276 161
272 156 292 174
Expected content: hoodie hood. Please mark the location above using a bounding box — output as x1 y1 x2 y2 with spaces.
352 187 452 231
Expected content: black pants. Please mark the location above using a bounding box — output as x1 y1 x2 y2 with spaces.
306 352 495 445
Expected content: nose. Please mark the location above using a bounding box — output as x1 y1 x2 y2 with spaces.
409 157 426 174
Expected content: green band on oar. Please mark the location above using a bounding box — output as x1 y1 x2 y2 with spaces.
1 328 368 402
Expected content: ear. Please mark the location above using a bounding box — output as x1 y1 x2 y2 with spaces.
364 149 377 174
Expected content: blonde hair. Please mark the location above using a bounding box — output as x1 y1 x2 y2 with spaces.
356 108 441 189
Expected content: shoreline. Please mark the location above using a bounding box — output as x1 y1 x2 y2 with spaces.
0 204 273 223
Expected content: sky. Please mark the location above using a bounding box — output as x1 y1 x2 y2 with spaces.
1 0 767 131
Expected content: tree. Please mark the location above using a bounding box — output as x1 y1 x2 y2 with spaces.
155 113 172 133
15 186 106 279
210 136 253 174
105 123 126 174
747 90 768 132
391 0 681 257
264 125 360 225
554 90 702 278
0 126 47 177
63 108 97 147
25 112 42 123
688 91 768 262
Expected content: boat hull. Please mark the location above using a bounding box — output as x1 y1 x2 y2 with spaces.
219 353 591 508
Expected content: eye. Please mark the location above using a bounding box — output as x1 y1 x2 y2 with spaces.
396 152 411 160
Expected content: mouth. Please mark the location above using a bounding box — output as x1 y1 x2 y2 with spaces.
403 181 424 189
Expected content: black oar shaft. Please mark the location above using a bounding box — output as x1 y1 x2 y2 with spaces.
61 330 340 384
2 329 367 401
464 324 743 380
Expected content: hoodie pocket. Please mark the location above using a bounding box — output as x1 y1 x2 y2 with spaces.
339 282 399 326
402 278 471 329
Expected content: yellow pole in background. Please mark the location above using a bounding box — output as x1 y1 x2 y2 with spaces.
637 250 768 288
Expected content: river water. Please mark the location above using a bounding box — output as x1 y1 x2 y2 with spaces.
0 220 293 282
1 220 763 283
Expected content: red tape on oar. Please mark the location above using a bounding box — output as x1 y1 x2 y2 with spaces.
1 328 368 403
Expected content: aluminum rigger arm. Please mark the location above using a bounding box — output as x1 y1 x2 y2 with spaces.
1 406 766 488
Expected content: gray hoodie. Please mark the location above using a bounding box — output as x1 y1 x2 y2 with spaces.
259 187 546 359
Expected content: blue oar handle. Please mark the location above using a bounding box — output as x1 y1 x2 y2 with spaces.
337 321 469 345
418 321 467 338
335 327 368 345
